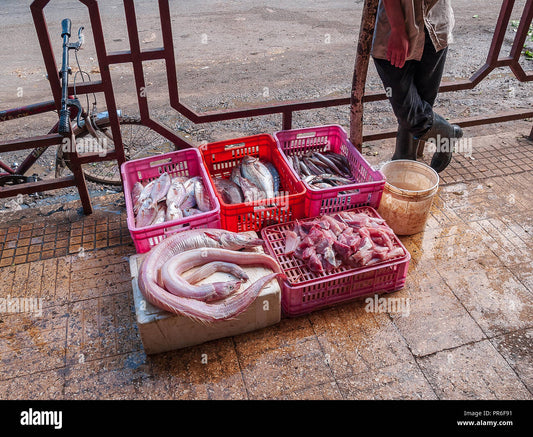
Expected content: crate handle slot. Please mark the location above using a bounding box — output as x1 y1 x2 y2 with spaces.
149 157 173 168
296 132 317 139
224 142 246 150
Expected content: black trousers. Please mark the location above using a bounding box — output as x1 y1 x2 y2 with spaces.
373 29 448 138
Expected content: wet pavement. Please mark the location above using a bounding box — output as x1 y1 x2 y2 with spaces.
0 127 532 401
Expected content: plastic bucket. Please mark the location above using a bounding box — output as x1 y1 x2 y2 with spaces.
377 160 439 236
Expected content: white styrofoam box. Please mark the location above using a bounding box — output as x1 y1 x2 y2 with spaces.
129 246 281 354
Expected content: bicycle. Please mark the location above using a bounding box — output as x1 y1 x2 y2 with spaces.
0 18 172 188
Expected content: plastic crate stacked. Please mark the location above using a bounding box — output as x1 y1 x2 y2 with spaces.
199 134 306 233
121 148 221 253
274 124 386 217
121 125 410 319
261 206 411 317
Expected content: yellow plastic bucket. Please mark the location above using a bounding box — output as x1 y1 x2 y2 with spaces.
377 160 439 236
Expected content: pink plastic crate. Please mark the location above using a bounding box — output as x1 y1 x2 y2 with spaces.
274 125 386 217
121 148 221 253
260 206 410 317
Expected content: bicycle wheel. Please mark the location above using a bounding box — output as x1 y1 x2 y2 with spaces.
74 115 177 185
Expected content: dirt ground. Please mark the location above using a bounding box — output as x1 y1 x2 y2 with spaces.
0 0 532 209
0 1 532 419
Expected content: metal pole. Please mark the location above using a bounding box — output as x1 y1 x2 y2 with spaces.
350 0 379 152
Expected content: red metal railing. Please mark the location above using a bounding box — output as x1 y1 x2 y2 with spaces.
30 0 533 144
3 0 532 214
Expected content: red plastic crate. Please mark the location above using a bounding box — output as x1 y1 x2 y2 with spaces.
121 148 221 253
274 125 386 217
260 206 410 317
199 134 306 232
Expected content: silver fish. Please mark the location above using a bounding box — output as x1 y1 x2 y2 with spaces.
324 152 352 175
302 156 323 175
166 180 187 207
193 178 211 212
213 177 244 204
305 174 353 188
298 158 312 177
166 201 183 222
150 172 171 203
171 176 189 184
238 175 265 203
152 204 167 225
181 176 200 209
230 165 242 187
240 156 274 199
134 180 155 214
183 207 202 217
183 176 200 194
131 181 144 206
136 198 158 228
314 151 348 177
263 161 280 195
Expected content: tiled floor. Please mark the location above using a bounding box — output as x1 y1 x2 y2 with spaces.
0 128 532 401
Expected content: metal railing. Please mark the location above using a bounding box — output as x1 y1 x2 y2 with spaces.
3 0 532 214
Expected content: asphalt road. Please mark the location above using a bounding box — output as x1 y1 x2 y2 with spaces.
0 0 531 206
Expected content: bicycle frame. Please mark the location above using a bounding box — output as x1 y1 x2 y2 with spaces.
0 98 81 177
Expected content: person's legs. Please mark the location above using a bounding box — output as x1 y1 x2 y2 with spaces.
413 29 449 159
413 35 463 172
414 30 448 108
374 29 462 171
374 57 433 160
373 57 434 138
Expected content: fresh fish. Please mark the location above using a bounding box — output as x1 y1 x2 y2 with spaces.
302 156 325 175
240 156 275 199
136 198 158 228
291 155 300 174
137 229 271 322
193 178 211 212
230 165 242 187
325 152 351 174
289 151 353 189
131 181 144 207
263 161 280 195
133 180 155 214
182 261 249 284
314 151 349 177
171 176 189 184
161 250 243 302
183 176 200 195
183 207 202 217
213 177 244 204
298 158 312 177
152 204 167 225
166 201 183 222
166 180 187 207
150 172 171 203
238 175 265 203
133 174 211 227
159 247 284 303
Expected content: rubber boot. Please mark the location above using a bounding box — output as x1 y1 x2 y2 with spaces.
418 112 463 173
392 125 418 161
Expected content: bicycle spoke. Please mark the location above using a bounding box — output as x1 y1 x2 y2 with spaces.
78 117 174 186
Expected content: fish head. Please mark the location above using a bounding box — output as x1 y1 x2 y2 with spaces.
204 230 264 249
226 280 242 293
241 155 257 164
228 233 264 248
